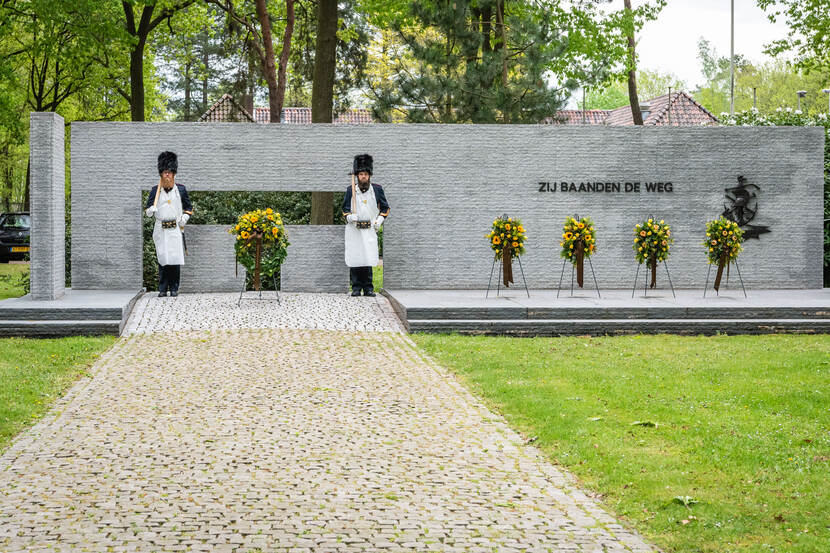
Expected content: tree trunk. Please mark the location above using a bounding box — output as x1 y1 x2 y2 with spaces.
123 2 155 122
274 0 295 123
124 2 197 121
310 0 337 225
255 0 281 124
311 0 337 123
129 41 146 121
481 6 492 53
623 0 643 125
184 60 191 121
202 37 209 113
496 0 508 123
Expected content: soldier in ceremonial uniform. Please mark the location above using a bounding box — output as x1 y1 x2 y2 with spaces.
144 151 193 297
342 154 390 297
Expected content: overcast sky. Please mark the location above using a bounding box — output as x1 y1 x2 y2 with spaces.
637 0 792 89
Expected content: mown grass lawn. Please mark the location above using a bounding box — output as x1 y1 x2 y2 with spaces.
413 333 830 553
0 262 27 300
373 263 383 292
0 335 116 452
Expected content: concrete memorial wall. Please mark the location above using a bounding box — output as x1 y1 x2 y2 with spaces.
67 122 824 291
29 113 66 300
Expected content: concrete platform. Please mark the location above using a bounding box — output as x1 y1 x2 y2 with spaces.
383 288 830 335
0 289 143 337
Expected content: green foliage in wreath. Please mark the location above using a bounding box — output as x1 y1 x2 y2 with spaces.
229 208 289 278
704 216 744 264
487 216 527 259
559 216 596 263
634 218 673 264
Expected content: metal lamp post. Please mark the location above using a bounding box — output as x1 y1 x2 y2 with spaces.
796 90 807 111
730 0 734 115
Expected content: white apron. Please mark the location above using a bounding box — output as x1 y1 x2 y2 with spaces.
345 184 379 267
152 186 185 266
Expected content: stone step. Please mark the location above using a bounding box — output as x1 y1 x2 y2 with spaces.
0 320 122 337
0 307 126 321
405 306 830 320
407 318 830 336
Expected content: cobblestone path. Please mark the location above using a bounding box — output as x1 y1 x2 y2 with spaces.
1 297 656 552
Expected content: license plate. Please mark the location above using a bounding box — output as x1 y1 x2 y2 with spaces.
11 246 29 253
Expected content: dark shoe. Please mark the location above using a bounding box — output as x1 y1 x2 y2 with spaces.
170 290 178 297
363 290 376 297
351 290 361 297
158 291 168 297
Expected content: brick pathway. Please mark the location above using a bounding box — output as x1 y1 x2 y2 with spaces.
1 296 656 553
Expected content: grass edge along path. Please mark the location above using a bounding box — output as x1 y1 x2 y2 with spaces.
412 333 830 553
0 263 27 301
0 335 117 452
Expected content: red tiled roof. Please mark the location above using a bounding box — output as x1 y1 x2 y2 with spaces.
198 94 256 122
253 107 271 123
255 106 375 124
201 92 716 126
200 95 375 124
543 110 610 125
604 91 719 126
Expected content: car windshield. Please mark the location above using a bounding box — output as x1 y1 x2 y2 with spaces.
0 214 30 229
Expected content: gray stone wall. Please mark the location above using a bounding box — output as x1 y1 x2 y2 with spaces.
173 225 346 293
179 225 245 292
70 123 825 290
29 113 65 300
281 226 347 293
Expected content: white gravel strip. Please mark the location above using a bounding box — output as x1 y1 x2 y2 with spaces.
123 292 405 334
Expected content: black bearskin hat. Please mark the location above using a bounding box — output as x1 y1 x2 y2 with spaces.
352 153 373 175
157 151 178 175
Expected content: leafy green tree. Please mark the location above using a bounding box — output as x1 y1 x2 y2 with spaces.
546 0 666 97
758 0 830 75
371 0 574 123
284 0 368 112
155 4 230 121
367 0 665 123
0 0 135 207
207 0 295 123
693 37 753 116
121 0 199 121
692 38 829 117
58 0 199 121
583 68 687 109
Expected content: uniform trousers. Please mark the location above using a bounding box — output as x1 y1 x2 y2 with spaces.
158 264 181 293
349 266 373 294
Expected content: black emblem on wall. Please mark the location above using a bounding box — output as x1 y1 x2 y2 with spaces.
722 176 770 239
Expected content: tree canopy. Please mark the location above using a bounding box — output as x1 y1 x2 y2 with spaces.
0 0 826 209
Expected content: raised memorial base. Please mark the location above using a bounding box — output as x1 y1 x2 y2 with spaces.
383 289 830 336
0 289 143 337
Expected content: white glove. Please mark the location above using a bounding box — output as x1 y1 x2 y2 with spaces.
180 213 190 227
373 215 385 229
346 214 359 223
145 206 157 217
